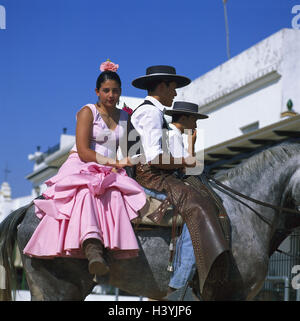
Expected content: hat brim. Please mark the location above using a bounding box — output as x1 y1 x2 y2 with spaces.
132 73 191 90
164 109 208 119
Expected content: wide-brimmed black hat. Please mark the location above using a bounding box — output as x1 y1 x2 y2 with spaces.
132 65 191 90
164 101 208 119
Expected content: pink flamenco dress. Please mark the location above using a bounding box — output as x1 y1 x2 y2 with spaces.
23 104 146 260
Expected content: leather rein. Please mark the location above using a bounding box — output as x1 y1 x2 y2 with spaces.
205 174 300 258
205 174 300 224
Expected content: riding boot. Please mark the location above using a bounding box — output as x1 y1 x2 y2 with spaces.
83 238 109 276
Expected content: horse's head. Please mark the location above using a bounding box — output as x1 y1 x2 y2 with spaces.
267 151 300 256
284 158 300 228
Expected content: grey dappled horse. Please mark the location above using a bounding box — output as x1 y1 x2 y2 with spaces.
2 142 300 301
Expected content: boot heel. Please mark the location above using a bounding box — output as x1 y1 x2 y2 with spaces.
89 259 109 276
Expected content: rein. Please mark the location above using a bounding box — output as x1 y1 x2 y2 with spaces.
206 174 300 216
275 248 300 259
205 174 300 258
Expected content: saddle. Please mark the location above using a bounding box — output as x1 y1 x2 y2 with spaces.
133 192 183 227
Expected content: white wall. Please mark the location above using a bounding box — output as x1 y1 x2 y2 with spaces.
176 28 300 149
198 79 282 148
118 96 143 110
281 29 300 115
0 182 33 223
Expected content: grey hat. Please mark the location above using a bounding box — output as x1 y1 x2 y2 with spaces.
132 65 191 90
164 101 208 119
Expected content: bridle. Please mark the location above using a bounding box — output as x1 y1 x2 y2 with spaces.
204 173 300 257
205 174 300 220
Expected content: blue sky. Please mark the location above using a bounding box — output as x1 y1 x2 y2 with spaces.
0 0 298 198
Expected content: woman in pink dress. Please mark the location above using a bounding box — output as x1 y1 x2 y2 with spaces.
23 61 146 276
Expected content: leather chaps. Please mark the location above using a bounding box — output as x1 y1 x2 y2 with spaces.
135 164 231 298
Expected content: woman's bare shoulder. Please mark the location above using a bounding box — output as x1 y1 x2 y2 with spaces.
77 105 94 119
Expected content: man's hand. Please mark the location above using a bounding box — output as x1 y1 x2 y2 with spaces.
192 129 197 145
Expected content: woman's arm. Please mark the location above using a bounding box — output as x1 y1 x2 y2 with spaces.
76 106 133 168
76 106 98 163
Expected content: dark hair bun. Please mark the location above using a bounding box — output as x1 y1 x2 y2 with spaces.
96 70 121 89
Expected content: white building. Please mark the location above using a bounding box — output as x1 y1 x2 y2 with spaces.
0 182 13 223
177 28 300 146
0 182 33 223
176 28 300 172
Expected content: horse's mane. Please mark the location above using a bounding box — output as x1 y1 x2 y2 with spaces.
214 141 300 181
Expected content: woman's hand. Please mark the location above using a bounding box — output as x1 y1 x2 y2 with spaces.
115 157 135 168
96 153 136 168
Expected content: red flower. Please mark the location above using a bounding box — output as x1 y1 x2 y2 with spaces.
122 104 133 115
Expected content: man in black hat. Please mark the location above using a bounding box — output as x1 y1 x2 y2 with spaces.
131 66 231 300
131 65 191 168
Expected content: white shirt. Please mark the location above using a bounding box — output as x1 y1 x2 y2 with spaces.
168 123 190 158
131 96 169 162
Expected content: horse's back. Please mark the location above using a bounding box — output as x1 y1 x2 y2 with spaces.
17 204 39 251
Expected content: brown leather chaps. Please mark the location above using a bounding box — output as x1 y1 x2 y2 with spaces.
135 164 231 297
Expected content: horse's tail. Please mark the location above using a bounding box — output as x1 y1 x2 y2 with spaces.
0 203 32 301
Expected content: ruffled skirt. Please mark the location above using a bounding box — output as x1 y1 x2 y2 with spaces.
23 153 146 260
